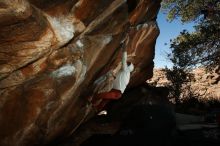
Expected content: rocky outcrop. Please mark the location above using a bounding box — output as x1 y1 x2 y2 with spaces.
191 67 220 100
147 67 220 101
0 0 161 145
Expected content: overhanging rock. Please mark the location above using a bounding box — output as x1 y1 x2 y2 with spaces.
0 0 161 145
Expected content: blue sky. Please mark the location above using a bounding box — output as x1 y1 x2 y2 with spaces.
154 12 195 68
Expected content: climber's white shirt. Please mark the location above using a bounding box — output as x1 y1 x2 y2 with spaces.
112 64 133 93
113 52 134 93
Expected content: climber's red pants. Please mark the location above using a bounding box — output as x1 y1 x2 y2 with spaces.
88 89 122 110
96 89 122 100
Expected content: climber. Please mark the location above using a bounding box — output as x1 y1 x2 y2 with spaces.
90 50 134 110
100 50 133 98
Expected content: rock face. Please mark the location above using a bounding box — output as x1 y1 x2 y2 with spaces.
147 67 220 101
0 0 161 145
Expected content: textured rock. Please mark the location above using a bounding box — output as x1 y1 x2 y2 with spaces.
147 67 220 101
0 0 161 145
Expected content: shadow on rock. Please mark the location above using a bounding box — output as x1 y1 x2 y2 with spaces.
81 104 176 146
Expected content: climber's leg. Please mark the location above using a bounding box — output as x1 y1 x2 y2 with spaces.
94 89 122 110
96 89 122 100
87 89 122 111
94 99 109 110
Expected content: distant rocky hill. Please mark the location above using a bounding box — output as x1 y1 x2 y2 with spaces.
147 67 220 101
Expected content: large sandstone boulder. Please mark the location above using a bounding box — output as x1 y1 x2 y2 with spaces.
0 0 161 145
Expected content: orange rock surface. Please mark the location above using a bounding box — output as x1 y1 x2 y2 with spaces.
0 0 161 145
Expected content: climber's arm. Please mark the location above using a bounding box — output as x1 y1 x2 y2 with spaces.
122 51 127 70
